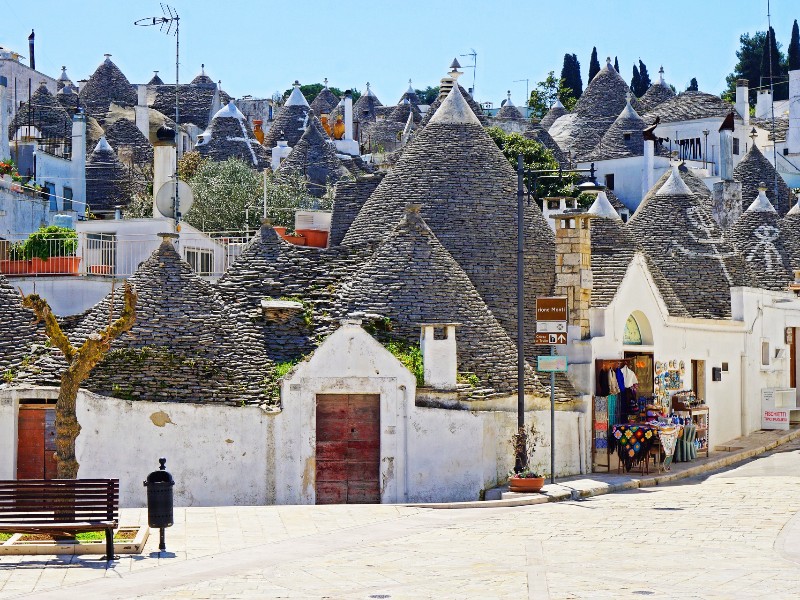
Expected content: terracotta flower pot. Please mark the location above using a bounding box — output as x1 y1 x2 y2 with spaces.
508 476 545 493
273 226 287 237
42 256 81 275
88 265 114 275
283 234 306 246
295 229 328 248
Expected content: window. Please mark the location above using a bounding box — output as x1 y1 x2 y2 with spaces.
45 182 56 211
185 248 213 276
733 138 740 155
784 148 789 156
623 315 642 345
62 187 73 211
604 174 615 190
623 133 631 141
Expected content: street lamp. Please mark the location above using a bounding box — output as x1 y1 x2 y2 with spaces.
515 156 602 480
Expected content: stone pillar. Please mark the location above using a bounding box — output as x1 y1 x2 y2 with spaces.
135 85 149 141
153 138 176 219
552 213 593 339
643 138 655 198
735 79 749 128
719 124 734 181
419 323 459 390
711 180 743 230
344 91 353 141
789 69 800 155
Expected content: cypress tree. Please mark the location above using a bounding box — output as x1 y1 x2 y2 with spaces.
789 19 800 71
560 53 582 99
614 56 620 73
760 26 787 100
588 47 601 83
631 64 641 97
638 60 651 94
688 78 699 91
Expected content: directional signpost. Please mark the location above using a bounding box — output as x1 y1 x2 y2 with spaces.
536 297 568 484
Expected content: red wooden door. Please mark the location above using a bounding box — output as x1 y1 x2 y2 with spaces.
315 394 380 504
16 406 57 479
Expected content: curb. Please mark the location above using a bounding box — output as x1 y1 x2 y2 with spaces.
405 427 800 509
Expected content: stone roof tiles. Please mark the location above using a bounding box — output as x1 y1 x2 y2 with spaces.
781 206 800 272
329 174 385 247
196 103 270 170
9 84 72 139
584 101 646 161
0 276 43 374
103 117 154 167
732 144 793 216
148 72 164 86
726 189 793 290
309 87 340 116
637 81 675 114
496 94 525 120
277 115 352 196
419 84 488 127
151 83 231 130
336 208 558 396
85 136 133 214
262 101 309 149
539 99 567 130
628 169 751 319
78 55 137 123
643 91 738 124
342 86 555 358
523 122 569 166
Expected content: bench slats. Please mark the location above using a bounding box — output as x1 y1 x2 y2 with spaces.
0 479 119 528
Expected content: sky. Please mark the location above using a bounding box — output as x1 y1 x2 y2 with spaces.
2 0 798 106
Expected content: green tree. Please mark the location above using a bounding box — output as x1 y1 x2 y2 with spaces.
724 31 768 105
760 26 788 100
263 172 320 229
528 72 577 120
687 77 699 92
486 127 577 199
631 64 642 96
638 60 651 94
560 53 582 99
414 86 440 104
588 47 601 83
281 83 358 103
789 20 800 71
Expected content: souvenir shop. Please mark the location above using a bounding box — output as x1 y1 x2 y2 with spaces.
592 352 710 473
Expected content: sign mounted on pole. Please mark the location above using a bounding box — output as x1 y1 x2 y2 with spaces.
537 355 568 372
534 332 568 345
536 297 568 322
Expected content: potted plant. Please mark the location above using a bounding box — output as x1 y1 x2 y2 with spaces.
508 424 546 493
0 243 29 275
19 226 80 275
282 228 306 246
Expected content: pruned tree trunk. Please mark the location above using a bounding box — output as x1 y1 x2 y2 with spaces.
23 283 137 478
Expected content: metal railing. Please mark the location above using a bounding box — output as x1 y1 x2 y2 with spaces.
0 231 253 279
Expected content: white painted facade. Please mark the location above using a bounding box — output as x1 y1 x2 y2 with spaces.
578 155 671 210
565 253 800 447
0 184 48 236
0 57 58 123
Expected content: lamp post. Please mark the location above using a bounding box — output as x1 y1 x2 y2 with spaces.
514 156 601 476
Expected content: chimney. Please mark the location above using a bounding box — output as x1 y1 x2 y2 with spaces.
755 89 772 120
135 85 149 140
552 212 594 339
28 30 35 70
735 79 749 128
642 123 657 198
152 126 177 219
718 112 735 181
789 69 800 155
271 138 291 171
344 90 353 141
70 113 86 218
0 76 8 161
419 323 459 390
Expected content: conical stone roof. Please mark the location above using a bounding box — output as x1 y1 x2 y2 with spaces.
638 81 675 114
419 83 487 126
727 189 793 290
329 174 385 247
151 82 232 130
781 203 800 272
628 169 751 318
9 84 72 139
79 55 136 123
216 225 371 363
56 85 80 116
309 86 340 116
197 101 270 169
389 101 422 124
85 137 133 214
262 85 310 148
733 145 793 216
0 276 43 374
352 84 382 122
639 163 712 211
148 72 164 86
103 117 153 167
585 100 646 161
61 237 272 404
539 99 567 130
277 115 351 197
523 122 568 166
342 86 555 355
336 207 554 396
496 93 525 120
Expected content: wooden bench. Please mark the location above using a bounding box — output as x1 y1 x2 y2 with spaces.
0 479 119 560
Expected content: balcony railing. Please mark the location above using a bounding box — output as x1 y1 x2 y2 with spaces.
0 231 253 279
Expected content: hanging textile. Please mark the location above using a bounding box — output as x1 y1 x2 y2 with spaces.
610 424 656 472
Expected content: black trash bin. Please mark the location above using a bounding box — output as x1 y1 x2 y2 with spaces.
144 458 174 551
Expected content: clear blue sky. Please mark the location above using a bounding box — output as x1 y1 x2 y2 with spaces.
3 0 798 105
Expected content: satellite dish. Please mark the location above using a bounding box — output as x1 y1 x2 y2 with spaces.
155 180 194 219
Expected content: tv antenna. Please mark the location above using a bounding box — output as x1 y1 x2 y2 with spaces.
513 78 530 107
135 4 182 231
460 49 477 96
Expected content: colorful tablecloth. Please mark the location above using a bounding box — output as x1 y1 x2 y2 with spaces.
610 424 656 472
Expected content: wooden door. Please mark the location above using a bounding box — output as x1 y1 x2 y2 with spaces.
315 394 380 504
16 406 57 479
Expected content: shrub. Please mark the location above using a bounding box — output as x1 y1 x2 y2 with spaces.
19 226 77 260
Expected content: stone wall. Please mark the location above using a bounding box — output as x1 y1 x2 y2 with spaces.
554 214 593 339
